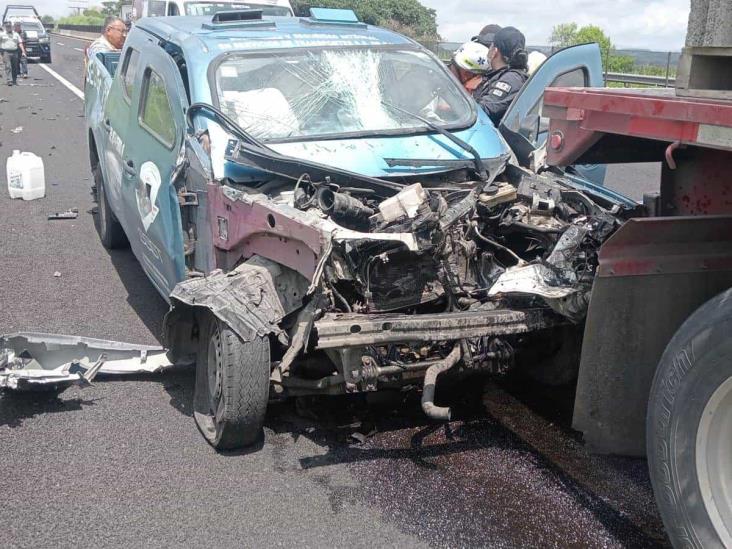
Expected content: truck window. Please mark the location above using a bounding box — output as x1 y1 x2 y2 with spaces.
168 3 180 15
149 0 167 16
122 48 141 102
139 69 176 148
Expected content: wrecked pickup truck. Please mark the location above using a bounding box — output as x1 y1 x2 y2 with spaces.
84 8 636 449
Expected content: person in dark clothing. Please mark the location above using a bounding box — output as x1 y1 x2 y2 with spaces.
473 24 502 48
14 23 28 79
473 26 529 125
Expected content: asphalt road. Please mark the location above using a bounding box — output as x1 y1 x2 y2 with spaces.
0 36 668 548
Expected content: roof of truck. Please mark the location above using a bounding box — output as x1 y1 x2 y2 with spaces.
135 14 415 53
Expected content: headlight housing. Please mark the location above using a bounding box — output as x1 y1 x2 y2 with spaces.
39 36 49 44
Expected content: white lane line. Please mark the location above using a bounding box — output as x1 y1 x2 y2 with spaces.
74 47 84 52
38 64 84 101
57 42 65 46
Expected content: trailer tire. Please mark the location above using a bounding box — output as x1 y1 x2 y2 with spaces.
95 165 128 249
647 289 732 548
194 315 270 450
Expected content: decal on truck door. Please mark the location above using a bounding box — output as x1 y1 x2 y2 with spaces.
136 161 161 231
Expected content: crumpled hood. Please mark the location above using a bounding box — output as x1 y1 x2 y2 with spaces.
221 109 510 180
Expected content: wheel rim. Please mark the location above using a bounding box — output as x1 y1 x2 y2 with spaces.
99 182 108 236
206 325 222 413
696 374 732 545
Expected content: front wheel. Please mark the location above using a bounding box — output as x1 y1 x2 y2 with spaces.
647 289 732 548
95 165 128 249
194 315 271 450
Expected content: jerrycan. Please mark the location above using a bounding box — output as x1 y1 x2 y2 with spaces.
7 150 46 201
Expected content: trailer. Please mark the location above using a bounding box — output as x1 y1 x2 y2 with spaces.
543 85 732 548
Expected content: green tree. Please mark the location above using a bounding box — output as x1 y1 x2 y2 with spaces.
549 22 578 48
83 8 104 18
548 22 636 73
607 54 635 73
101 1 128 17
40 15 55 25
290 0 439 41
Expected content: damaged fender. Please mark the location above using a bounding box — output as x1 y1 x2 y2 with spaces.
164 255 310 360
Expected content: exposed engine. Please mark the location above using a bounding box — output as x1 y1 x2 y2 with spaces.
284 165 620 324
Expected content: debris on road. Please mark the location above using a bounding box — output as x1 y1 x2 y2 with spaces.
10 126 23 134
0 333 175 392
48 208 79 220
53 271 61 278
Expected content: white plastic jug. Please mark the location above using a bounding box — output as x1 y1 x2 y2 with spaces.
6 150 46 201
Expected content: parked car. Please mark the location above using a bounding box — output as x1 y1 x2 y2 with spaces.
85 8 635 450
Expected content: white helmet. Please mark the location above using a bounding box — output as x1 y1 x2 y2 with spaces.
527 51 548 75
453 41 491 74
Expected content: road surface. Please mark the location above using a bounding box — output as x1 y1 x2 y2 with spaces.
0 35 667 548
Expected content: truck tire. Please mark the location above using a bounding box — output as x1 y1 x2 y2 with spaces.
194 315 270 450
647 289 732 548
95 165 128 249
41 53 51 64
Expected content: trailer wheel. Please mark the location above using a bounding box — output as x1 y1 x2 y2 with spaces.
95 165 128 249
647 289 732 548
194 315 270 450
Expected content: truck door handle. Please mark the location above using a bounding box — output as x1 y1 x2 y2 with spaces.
103 118 112 132
123 160 136 177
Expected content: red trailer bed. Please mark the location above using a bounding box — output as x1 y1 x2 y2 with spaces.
544 87 732 216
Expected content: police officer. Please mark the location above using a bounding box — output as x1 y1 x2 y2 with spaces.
0 20 24 86
449 40 491 93
473 26 529 125
14 22 28 79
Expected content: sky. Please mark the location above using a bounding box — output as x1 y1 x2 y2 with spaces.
420 0 691 51
32 0 691 51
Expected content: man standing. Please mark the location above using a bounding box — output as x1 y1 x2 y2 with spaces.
14 22 28 79
0 21 24 86
88 16 127 58
473 26 529 125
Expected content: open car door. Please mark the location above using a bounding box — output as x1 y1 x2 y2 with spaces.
499 43 606 185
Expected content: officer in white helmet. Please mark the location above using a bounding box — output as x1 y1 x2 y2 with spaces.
449 40 491 93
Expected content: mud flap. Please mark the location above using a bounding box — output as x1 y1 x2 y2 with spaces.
573 216 732 455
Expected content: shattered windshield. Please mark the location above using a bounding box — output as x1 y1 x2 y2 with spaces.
185 2 291 16
214 47 474 141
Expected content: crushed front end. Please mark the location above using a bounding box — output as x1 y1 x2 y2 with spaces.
171 129 626 419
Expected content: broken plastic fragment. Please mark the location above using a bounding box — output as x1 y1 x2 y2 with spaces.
0 333 175 393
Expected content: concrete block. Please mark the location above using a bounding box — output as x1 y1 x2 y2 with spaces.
686 0 732 47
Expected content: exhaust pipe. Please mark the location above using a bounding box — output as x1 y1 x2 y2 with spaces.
421 345 462 421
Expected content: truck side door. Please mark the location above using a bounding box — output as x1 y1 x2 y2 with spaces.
100 42 142 232
122 43 188 299
499 43 605 184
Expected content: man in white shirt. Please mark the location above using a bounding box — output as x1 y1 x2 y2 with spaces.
0 20 25 86
88 16 127 58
